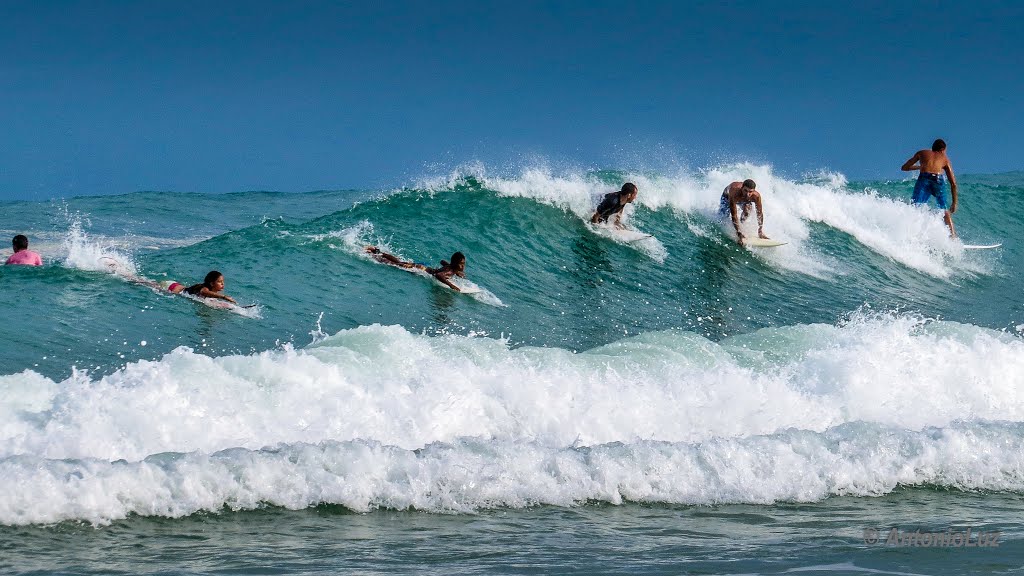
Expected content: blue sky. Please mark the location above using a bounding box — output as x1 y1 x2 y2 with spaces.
1 1 1021 199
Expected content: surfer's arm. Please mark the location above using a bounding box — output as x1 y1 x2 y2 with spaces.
901 151 922 171
730 202 744 243
944 163 958 212
434 273 461 292
198 287 237 303
753 194 768 238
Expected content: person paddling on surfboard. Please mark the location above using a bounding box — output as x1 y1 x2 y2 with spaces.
719 179 769 246
365 247 469 292
164 271 237 304
106 261 244 306
591 183 639 229
902 138 958 238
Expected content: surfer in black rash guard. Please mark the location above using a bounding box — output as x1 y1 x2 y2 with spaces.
364 247 468 292
591 183 639 229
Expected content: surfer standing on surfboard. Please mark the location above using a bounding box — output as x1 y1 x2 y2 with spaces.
591 183 639 229
719 179 770 246
365 247 468 292
902 138 958 238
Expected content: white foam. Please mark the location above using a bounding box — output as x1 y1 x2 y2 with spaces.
3 422 1024 525
3 312 1024 523
2 312 1022 462
61 217 139 276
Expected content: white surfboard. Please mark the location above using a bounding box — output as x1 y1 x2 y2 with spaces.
963 243 1002 250
178 293 261 317
443 277 482 294
743 237 787 248
590 224 653 244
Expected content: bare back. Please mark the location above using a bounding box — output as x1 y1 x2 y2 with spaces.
911 149 949 174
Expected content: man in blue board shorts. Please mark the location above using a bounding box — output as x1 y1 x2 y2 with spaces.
719 179 769 246
902 138 959 237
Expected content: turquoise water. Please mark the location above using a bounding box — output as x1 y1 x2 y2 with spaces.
1 164 1022 574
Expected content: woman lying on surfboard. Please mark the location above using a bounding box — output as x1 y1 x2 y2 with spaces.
164 270 237 304
122 269 237 304
365 246 468 292
100 257 244 307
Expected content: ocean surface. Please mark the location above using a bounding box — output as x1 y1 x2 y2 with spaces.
1 164 1023 575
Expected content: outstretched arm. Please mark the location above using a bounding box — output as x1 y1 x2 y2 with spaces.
730 201 744 244
902 151 922 171
199 287 237 303
945 162 958 213
753 194 768 238
434 273 461 292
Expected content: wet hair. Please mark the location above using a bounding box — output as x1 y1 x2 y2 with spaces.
450 252 466 267
742 179 757 190
621 182 638 195
12 235 28 251
932 139 946 152
203 270 223 288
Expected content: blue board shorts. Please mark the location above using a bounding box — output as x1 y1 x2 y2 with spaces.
718 193 751 219
911 173 948 209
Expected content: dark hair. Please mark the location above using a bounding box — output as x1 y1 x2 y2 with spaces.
742 179 757 190
450 252 466 267
621 182 638 195
932 139 946 152
203 270 223 287
12 235 28 251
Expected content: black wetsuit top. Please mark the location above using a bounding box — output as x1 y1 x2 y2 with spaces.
184 283 205 296
594 192 627 222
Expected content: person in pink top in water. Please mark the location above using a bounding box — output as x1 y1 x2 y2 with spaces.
6 235 42 266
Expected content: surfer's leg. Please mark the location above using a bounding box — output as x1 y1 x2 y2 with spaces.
944 210 957 238
717 194 730 219
372 250 409 266
930 182 956 237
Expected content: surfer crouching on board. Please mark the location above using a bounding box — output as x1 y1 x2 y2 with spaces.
901 138 958 238
719 179 769 246
365 247 468 292
591 183 638 229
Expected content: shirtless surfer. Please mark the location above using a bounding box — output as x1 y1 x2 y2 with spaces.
718 179 769 246
901 138 958 237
